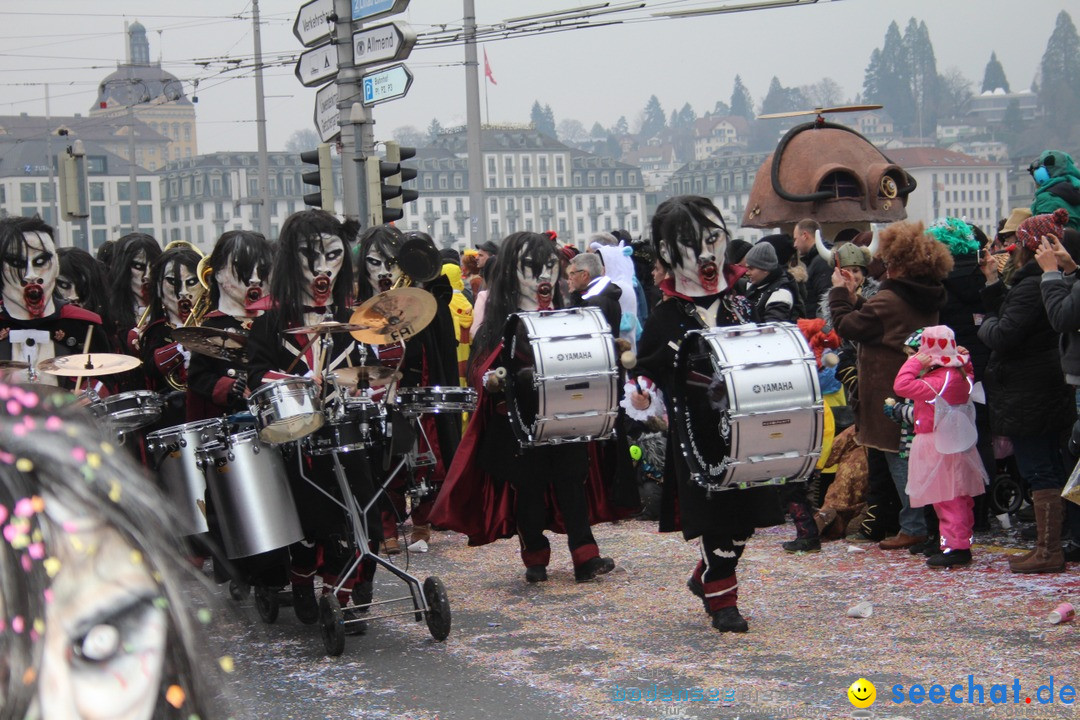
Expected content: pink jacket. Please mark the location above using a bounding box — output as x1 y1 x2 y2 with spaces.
892 357 972 434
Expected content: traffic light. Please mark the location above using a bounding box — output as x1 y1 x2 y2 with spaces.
58 140 88 221
382 141 419 223
300 143 334 210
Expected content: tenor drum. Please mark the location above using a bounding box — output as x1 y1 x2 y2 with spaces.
146 418 228 536
197 430 303 559
673 322 823 492
248 378 323 444
395 386 477 416
102 390 164 432
503 306 618 447
303 399 383 455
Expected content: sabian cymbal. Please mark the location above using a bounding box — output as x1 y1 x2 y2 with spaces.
37 353 142 377
0 360 30 371
285 320 373 335
171 326 248 362
331 365 403 388
349 287 437 345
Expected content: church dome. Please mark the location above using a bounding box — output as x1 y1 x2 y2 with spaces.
93 20 190 111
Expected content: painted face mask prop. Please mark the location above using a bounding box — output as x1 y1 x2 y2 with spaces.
160 262 199 325
2 231 58 320
216 259 264 317
517 253 559 312
55 274 80 305
662 212 728 297
365 248 401 295
130 250 150 306
300 234 345 307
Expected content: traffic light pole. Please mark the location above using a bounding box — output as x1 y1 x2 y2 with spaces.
333 0 363 222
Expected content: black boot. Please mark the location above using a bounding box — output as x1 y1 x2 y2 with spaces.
525 565 548 583
574 556 615 583
927 548 972 568
782 537 821 553
710 606 749 633
291 584 318 624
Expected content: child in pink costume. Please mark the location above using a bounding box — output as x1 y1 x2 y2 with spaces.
893 325 988 568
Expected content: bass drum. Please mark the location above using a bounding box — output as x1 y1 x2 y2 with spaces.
197 430 303 559
503 306 618 447
673 322 823 492
146 418 228 536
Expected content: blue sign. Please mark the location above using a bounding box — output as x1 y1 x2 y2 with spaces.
351 0 408 22
360 63 413 106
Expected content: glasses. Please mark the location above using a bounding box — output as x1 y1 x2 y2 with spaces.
568 269 586 276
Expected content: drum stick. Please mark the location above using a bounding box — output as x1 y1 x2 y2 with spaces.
74 325 94 393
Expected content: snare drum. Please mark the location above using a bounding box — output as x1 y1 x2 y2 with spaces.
503 306 618 447
303 399 383 455
102 390 164 432
146 418 228 535
673 322 823 492
248 378 324 444
74 388 108 421
395 386 477 416
197 430 303 559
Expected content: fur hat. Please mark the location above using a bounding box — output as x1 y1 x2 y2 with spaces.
926 217 980 257
1017 208 1070 252
834 243 871 269
999 208 1032 237
918 325 970 369
744 241 778 271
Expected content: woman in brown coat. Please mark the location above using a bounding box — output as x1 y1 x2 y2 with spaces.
828 221 953 549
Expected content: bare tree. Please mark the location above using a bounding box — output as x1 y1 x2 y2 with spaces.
284 128 320 152
557 118 588 144
392 125 426 147
800 78 844 108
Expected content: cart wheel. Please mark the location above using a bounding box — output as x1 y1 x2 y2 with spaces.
228 580 250 602
990 473 1024 515
253 586 279 624
319 594 346 657
423 576 451 642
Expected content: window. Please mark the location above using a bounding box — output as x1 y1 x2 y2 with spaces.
558 218 566 232
589 196 596 209
439 175 448 190
490 198 498 213
491 220 499 236
425 199 434 212
197 225 204 244
424 177 433 190
540 197 548 210
89 182 105 202
576 218 584 233
523 177 531 188
631 216 638 232
603 196 610 210
487 157 496 174
454 174 463 189
615 172 623 185
442 221 450 237
506 177 514 188
488 177 497 189
540 177 547 187
604 217 611 231
505 157 514 173
440 199 449 214
522 157 531 173
456 199 464 212
539 157 547 173
556 157 564 172
587 173 596 187
20 183 36 202
601 174 610 187
40 183 55 202
575 197 583 211
525 219 533 231
211 176 222 195
194 204 204 220
248 178 258 196
507 198 515 211
590 217 598 232
630 194 637 209
184 124 191 141
92 229 107 247
524 198 532 212
91 206 106 225
558 197 566 212
170 206 180 222
183 205 190 221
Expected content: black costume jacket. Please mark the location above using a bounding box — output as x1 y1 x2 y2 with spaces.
186 311 250 421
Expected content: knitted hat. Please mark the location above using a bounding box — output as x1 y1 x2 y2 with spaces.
726 238 752 264
918 325 970 369
1017 208 1070 252
759 233 796 265
926 217 980 256
744 241 778 271
834 242 871 269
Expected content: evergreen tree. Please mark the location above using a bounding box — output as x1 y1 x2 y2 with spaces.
877 21 914 133
905 19 941 136
590 122 607 138
1001 98 1024 147
730 75 755 120
981 51 1010 93
543 105 557 135
862 48 882 103
613 116 629 136
427 117 444 143
712 99 731 117
640 95 667 138
530 101 557 137
761 77 806 115
1039 10 1080 133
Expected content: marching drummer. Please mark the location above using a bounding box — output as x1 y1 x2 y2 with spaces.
626 195 785 634
246 209 382 625
430 231 617 585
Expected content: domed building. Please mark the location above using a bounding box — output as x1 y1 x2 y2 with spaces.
89 21 197 171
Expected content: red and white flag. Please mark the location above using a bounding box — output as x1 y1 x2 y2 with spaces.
483 47 497 85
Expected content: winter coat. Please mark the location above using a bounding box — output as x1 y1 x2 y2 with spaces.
978 260 1076 436
746 266 798 323
799 246 832 314
1030 150 1080 231
893 360 972 435
1039 269 1080 382
940 252 990 380
570 276 623 338
828 276 946 452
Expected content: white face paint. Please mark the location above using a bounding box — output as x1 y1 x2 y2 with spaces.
216 258 265 318
56 274 80 305
159 262 199 326
660 211 728 297
364 247 400 295
300 234 345 306
129 250 150 306
2 231 58 320
516 252 559 312
36 508 168 720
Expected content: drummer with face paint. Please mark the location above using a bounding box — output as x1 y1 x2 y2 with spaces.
0 216 112 392
430 231 616 585
626 195 784 634
246 209 383 626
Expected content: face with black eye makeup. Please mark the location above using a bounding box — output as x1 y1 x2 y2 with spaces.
128 251 150 306
365 248 401 295
36 510 168 720
2 231 58 320
516 253 559 312
56 274 80 305
299 234 345 306
659 211 728 297
158 262 199 326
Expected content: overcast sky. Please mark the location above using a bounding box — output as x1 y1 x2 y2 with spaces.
0 0 1072 152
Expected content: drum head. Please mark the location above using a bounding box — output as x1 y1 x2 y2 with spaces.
258 413 324 445
673 331 733 489
503 314 540 444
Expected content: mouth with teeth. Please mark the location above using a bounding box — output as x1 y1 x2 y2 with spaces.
377 275 393 293
23 283 46 317
177 297 193 321
245 286 263 305
698 259 719 293
537 281 553 310
311 275 332 305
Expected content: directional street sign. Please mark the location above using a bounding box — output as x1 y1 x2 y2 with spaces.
295 43 338 87
351 0 410 23
293 0 334 47
352 21 416 69
361 63 413 106
313 81 341 142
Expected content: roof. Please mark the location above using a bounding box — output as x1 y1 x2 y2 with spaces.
94 62 191 110
431 126 571 154
0 114 169 145
887 147 1002 169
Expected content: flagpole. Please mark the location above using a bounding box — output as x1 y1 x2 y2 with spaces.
484 75 489 125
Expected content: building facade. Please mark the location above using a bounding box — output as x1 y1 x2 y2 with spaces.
663 149 772 241
886 147 1009 230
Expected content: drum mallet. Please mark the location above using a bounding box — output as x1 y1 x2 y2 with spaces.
484 366 507 392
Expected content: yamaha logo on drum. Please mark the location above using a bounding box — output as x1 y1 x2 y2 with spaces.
555 351 594 362
752 381 794 393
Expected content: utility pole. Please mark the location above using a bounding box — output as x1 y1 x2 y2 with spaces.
463 0 486 248
128 102 138 232
44 85 60 236
252 0 271 237
334 0 364 222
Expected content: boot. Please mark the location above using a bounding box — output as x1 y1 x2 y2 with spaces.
1010 489 1065 574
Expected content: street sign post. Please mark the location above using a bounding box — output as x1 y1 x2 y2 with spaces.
313 81 341 142
361 63 413 106
351 0 409 23
293 0 334 47
352 21 416 68
295 42 338 87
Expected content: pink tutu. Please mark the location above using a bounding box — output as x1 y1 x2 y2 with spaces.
906 433 988 508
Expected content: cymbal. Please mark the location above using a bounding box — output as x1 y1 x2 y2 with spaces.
172 326 248 362
285 320 373 335
0 360 30 371
37 353 141 377
331 365 403 388
349 287 437 344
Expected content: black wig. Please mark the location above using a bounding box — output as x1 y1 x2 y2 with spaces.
650 195 729 271
206 230 273 307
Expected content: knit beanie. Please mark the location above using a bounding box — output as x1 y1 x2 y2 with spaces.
1017 208 1070 252
744 241 778 272
726 238 752 265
